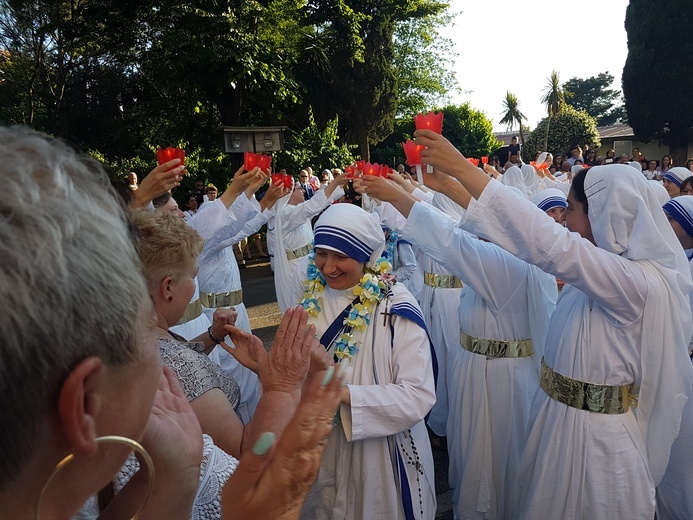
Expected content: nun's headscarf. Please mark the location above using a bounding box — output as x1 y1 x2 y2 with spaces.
500 165 541 199
531 188 567 212
314 204 385 268
663 166 690 187
433 179 466 222
663 195 693 238
583 164 693 483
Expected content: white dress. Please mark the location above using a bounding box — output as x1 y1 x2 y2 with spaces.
273 186 343 312
460 179 693 520
299 275 437 520
191 195 266 423
656 252 693 520
404 202 556 520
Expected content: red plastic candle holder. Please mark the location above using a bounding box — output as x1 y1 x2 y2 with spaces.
402 140 425 166
468 158 480 167
282 174 294 190
414 111 444 134
481 156 489 165
157 147 185 166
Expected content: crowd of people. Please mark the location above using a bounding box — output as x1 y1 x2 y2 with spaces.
2 123 693 520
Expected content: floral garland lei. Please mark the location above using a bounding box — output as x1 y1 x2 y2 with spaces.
299 251 393 361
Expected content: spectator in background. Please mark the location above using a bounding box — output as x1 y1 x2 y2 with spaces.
320 169 333 189
553 154 564 170
584 149 599 166
128 171 138 191
686 159 693 172
508 135 521 164
206 184 218 202
193 180 206 205
631 147 645 162
181 192 198 220
566 144 583 166
397 164 406 175
657 155 673 180
644 160 658 180
605 149 615 164
299 169 315 200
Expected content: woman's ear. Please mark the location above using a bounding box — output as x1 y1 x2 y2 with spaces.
58 357 104 456
159 276 174 303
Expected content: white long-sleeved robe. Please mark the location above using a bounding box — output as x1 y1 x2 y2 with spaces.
190 195 267 423
404 202 556 520
460 179 693 520
299 276 437 520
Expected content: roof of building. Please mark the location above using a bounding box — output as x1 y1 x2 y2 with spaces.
597 123 635 139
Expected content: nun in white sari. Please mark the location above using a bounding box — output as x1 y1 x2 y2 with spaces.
657 195 693 520
297 203 437 520
448 164 693 520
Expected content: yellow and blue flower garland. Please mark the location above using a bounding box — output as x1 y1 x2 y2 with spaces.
299 251 393 361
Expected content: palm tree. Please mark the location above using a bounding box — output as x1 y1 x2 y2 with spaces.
540 70 571 152
500 91 527 158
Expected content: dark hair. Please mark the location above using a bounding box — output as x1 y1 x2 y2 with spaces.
570 168 590 214
152 191 172 208
680 176 693 192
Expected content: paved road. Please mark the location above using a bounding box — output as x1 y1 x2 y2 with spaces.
241 257 454 519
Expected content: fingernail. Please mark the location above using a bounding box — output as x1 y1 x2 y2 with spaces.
252 432 275 456
321 366 335 387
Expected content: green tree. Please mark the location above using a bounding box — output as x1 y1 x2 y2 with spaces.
623 0 693 165
524 105 600 161
392 9 459 117
300 0 448 160
275 109 356 175
499 91 526 156
540 69 570 153
562 72 626 126
440 103 502 158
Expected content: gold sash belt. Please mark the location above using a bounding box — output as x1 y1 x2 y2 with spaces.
175 298 202 326
459 331 534 358
287 243 313 261
200 289 243 308
540 358 636 414
424 272 463 289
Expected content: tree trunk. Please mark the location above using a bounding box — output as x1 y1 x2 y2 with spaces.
358 123 370 162
519 125 526 161
669 143 689 168
543 115 552 153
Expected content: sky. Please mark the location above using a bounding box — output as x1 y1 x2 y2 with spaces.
439 0 631 132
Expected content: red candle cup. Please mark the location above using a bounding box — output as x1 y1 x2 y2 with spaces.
363 162 380 176
271 173 283 185
414 111 444 134
481 156 489 165
282 174 294 190
244 151 262 171
157 147 185 167
345 165 355 179
257 154 272 171
355 160 366 173
402 140 424 166
468 158 479 167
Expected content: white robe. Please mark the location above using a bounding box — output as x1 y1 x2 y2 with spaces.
405 202 556 520
191 195 266 423
299 274 437 520
273 186 343 312
460 179 693 520
656 253 693 520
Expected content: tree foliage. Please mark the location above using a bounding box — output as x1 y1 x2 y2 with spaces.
0 0 457 182
437 103 501 157
623 0 693 161
563 72 626 126
499 91 526 153
524 105 600 160
275 109 356 175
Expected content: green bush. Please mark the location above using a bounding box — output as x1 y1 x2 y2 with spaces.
525 106 600 159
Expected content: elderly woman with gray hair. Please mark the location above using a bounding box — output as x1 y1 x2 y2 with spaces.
0 127 343 520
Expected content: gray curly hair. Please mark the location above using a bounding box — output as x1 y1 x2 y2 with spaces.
0 127 149 489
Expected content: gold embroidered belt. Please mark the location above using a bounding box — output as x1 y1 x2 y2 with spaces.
459 331 534 358
175 298 202 326
540 358 636 414
424 272 463 289
200 289 243 308
286 243 312 261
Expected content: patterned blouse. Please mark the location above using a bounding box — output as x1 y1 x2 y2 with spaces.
158 332 241 411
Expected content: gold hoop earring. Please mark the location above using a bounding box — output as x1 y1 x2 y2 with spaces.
36 435 155 520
